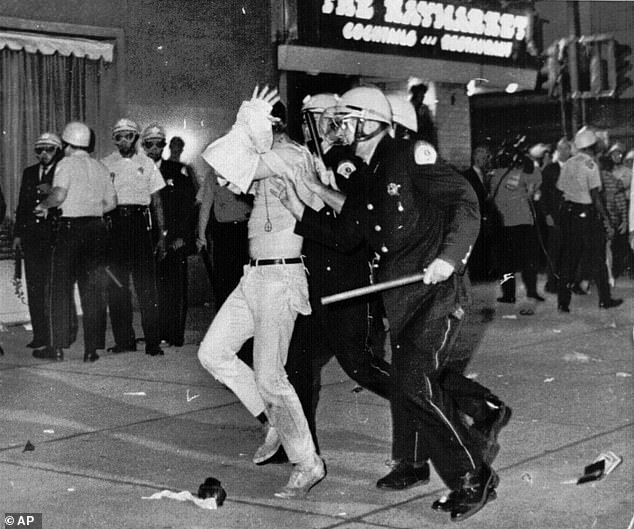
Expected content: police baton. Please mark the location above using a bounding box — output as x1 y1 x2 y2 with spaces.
321 272 427 305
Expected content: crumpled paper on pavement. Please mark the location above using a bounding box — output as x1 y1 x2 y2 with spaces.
142 490 217 510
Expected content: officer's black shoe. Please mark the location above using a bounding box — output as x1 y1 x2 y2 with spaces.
376 461 430 490
527 292 545 302
599 298 623 309
474 398 512 465
256 445 289 466
432 468 499 515
107 344 136 353
84 351 99 362
27 340 46 349
496 297 515 304
145 346 164 356
558 305 570 313
33 347 63 361
448 465 498 522
571 284 588 295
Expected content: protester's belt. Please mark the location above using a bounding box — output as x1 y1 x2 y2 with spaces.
116 204 149 216
60 216 101 222
249 257 303 266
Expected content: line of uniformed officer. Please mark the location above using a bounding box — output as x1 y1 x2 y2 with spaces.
13 133 63 352
101 119 166 356
34 122 117 362
141 122 197 347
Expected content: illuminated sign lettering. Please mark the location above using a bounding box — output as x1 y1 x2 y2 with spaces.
319 0 530 59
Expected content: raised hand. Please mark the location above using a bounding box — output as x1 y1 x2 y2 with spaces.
251 85 280 107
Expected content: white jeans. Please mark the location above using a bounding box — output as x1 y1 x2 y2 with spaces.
198 262 316 465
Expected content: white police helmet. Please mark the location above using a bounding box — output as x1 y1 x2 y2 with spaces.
339 86 392 125
112 118 140 136
141 122 166 141
35 132 62 149
61 122 91 148
385 92 418 133
574 127 597 150
301 93 339 114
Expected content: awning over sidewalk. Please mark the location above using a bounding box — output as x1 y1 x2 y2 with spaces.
278 44 537 91
0 30 113 62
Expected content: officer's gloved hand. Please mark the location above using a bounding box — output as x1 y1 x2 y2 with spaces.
312 155 336 191
423 258 455 285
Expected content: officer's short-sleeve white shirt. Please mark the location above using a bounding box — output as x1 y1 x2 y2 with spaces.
557 152 601 204
101 151 165 205
53 150 116 217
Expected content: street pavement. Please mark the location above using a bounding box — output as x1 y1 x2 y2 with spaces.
0 278 632 529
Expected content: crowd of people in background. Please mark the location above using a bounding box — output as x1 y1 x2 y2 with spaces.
463 127 632 312
2 80 632 520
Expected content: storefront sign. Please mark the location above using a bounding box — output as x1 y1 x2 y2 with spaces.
316 0 532 64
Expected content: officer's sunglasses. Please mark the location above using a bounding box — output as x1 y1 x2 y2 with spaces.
143 139 166 149
35 146 56 154
113 132 136 142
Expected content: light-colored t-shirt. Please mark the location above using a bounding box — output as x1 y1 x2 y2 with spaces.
53 150 116 217
557 152 601 204
101 151 165 205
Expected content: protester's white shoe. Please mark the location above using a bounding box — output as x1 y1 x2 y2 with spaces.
253 424 282 464
274 455 326 499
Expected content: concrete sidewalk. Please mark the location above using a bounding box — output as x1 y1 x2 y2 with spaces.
0 279 632 529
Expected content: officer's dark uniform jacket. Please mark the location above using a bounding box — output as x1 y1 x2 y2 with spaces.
299 136 479 333
156 159 197 249
155 158 196 346
14 162 60 345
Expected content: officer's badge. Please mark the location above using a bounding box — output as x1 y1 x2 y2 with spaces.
336 160 355 179
414 141 437 165
387 183 401 196
166 179 174 186
585 159 595 169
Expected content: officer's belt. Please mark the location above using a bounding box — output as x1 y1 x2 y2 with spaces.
116 204 149 216
58 216 101 227
563 201 593 211
249 257 303 266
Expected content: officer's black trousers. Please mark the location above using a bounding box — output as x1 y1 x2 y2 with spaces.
286 298 391 453
209 215 249 309
157 248 188 346
22 229 53 345
107 209 160 349
558 202 611 307
49 218 107 353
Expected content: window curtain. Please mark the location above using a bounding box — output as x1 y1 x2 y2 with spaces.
0 48 114 223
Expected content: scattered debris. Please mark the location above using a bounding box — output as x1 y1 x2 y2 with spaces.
577 451 622 485
521 472 533 484
67 488 75 492
43 429 54 434
198 477 227 506
502 314 518 320
616 372 631 378
351 386 364 393
123 392 146 396
544 377 555 383
553 329 562 333
466 372 478 379
562 352 591 363
142 489 218 510
519 308 534 316
23 440 34 452
606 321 617 329
337 512 347 517
186 389 199 402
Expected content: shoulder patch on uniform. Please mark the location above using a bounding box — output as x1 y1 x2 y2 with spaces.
585 159 595 170
336 160 355 179
414 141 437 165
